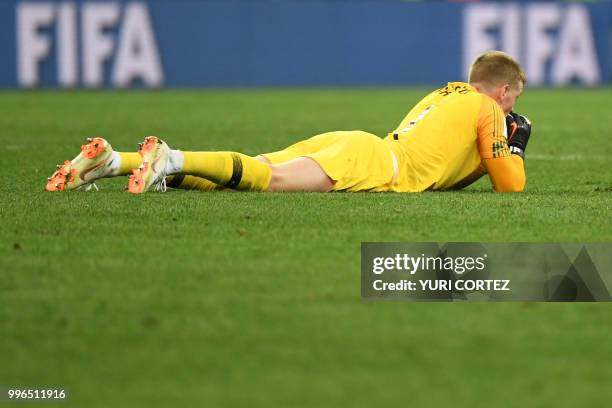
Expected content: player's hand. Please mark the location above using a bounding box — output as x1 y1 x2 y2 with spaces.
505 112 531 159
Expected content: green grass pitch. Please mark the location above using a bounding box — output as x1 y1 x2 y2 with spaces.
0 88 611 407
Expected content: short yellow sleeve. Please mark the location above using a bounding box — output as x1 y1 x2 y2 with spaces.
477 97 509 159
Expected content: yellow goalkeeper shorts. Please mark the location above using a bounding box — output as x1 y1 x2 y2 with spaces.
262 131 396 192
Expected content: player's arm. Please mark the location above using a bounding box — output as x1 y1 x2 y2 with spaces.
483 155 525 192
484 112 532 191
477 99 528 192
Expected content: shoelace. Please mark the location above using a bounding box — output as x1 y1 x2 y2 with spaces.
80 182 99 192
150 164 168 192
151 152 172 192
153 177 167 192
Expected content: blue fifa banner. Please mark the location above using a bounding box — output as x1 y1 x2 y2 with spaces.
0 0 610 88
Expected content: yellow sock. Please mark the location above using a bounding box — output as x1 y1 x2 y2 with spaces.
117 152 142 175
165 175 224 191
181 152 271 191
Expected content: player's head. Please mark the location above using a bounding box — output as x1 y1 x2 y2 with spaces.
468 51 526 115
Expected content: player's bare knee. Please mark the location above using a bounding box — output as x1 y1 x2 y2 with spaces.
266 163 332 192
311 172 334 192
266 167 284 192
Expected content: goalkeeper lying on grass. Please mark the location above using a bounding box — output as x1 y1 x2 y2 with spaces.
46 51 531 194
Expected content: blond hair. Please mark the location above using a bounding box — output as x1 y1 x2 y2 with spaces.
468 51 526 90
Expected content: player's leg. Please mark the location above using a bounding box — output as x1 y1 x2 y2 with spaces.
160 145 328 193
258 131 395 192
164 175 225 191
126 133 336 193
126 135 273 193
162 150 281 192
46 137 141 191
176 151 333 192
254 135 335 191
45 136 282 193
164 155 332 192
47 132 391 193
167 137 334 192
267 158 333 192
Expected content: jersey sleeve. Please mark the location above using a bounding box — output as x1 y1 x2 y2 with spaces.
477 97 526 192
483 156 526 192
476 97 509 159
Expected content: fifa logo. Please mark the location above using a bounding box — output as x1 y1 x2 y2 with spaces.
16 1 163 88
463 3 601 86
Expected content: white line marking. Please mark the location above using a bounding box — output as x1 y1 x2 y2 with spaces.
4 145 22 151
528 154 610 161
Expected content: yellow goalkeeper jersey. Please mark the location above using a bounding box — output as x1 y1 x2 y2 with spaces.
385 82 510 192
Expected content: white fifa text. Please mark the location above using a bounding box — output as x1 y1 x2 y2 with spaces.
17 1 163 88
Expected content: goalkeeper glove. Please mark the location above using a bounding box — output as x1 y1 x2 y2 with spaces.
505 112 532 159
